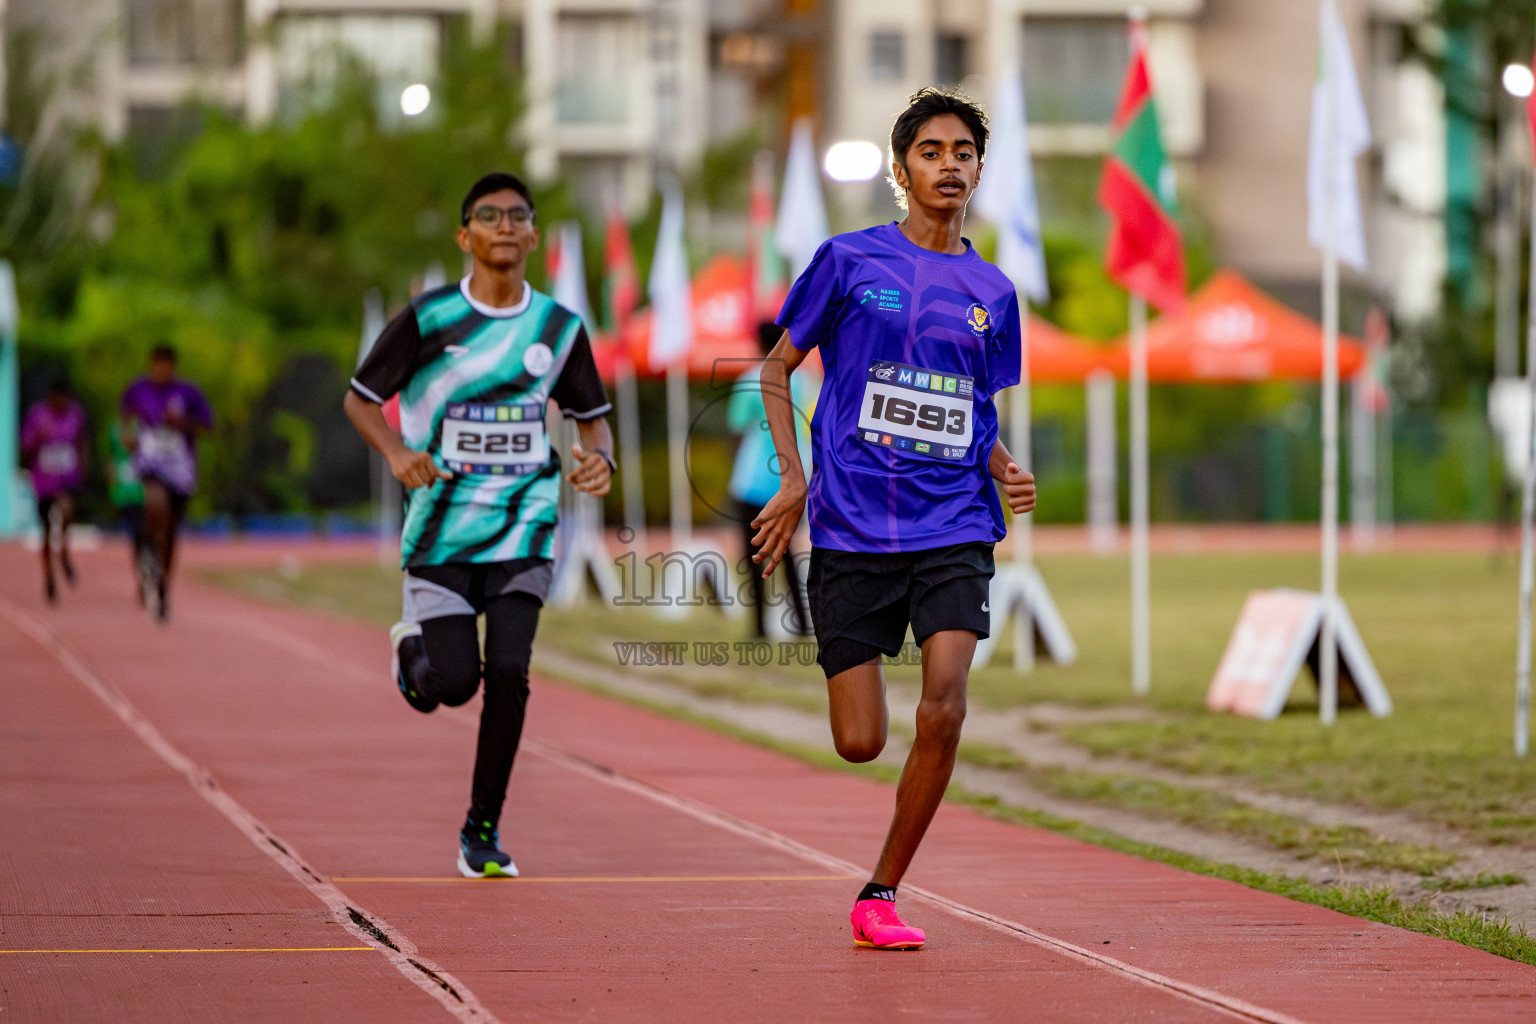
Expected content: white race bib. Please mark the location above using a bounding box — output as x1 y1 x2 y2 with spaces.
857 361 974 461
440 401 548 476
37 441 78 475
139 426 189 464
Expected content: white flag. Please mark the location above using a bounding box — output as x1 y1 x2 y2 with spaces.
1307 0 1371 271
972 63 1049 303
647 179 694 372
775 118 830 280
550 223 595 331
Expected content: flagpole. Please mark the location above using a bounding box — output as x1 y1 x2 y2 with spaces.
1320 45 1341 728
666 360 692 548
1011 305 1035 671
1515 161 1536 758
1130 292 1150 696
615 353 646 551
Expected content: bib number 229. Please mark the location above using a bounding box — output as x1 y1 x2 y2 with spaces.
454 431 534 456
868 394 965 435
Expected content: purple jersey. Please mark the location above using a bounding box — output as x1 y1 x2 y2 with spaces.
119 376 213 496
21 400 87 499
776 223 1022 553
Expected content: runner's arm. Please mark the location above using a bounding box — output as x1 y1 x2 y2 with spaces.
751 330 810 577
567 417 614 497
343 390 448 489
989 437 1037 516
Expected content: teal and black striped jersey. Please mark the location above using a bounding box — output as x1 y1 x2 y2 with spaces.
350 278 611 569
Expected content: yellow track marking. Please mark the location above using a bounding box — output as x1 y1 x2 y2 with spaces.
333 874 858 884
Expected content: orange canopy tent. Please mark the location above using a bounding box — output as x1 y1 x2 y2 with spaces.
1026 316 1115 383
592 254 1106 384
1105 270 1364 382
592 254 797 382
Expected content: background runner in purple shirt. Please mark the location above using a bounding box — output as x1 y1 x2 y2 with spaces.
20 380 88 602
120 364 213 497
118 345 213 622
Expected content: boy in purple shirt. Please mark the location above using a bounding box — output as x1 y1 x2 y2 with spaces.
754 89 1036 950
119 345 213 621
21 380 88 603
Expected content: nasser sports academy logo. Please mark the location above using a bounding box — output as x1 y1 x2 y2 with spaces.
965 303 990 336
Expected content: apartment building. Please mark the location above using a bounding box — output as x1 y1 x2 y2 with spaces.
801 0 1441 320
6 0 1445 318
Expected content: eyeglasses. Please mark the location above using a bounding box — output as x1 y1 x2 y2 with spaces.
470 204 534 228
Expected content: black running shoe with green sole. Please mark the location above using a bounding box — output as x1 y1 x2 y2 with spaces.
389 621 438 713
458 820 517 878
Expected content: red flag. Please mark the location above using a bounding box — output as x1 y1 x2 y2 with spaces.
1098 21 1185 313
602 205 639 346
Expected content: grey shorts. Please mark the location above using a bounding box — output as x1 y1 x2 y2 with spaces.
402 559 553 622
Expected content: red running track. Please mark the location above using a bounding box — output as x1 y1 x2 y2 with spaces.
1 542 1532 1022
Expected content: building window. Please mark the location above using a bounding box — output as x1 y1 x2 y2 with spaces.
274 15 440 121
870 31 905 83
934 33 966 87
126 0 242 68
556 16 635 125
1021 17 1128 124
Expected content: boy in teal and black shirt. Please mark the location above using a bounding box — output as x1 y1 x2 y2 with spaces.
345 172 614 878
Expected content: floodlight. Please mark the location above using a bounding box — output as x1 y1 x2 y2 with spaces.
401 83 432 117
823 141 884 183
1503 63 1534 99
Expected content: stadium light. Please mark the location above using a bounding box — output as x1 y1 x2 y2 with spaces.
1504 63 1534 99
400 83 432 117
823 141 884 183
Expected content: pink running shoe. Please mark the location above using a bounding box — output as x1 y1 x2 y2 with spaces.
850 898 925 950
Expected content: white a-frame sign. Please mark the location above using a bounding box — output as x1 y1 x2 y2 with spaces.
972 561 1078 670
1207 588 1390 720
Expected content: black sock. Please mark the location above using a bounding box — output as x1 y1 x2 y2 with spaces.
857 881 896 903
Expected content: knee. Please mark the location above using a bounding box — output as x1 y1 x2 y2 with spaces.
432 664 482 707
481 652 530 707
915 693 966 748
833 729 885 764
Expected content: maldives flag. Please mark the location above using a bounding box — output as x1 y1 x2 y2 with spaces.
602 205 639 345
1098 25 1185 313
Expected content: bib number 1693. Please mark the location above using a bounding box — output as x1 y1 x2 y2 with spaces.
868 393 965 435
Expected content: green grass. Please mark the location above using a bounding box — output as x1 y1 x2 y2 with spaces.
959 742 1457 875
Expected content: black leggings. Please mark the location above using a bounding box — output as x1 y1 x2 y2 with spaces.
418 592 541 826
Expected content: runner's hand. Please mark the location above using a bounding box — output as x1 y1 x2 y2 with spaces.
751 482 806 578
567 444 612 496
1002 462 1036 516
388 449 451 489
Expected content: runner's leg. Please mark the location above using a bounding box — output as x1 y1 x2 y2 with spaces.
467 592 539 825
826 659 888 763
867 629 973 888
56 492 76 585
416 614 482 707
141 480 173 582
38 498 56 602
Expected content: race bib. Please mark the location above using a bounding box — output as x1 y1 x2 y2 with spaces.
857 361 974 461
440 402 548 476
139 426 189 466
37 441 78 475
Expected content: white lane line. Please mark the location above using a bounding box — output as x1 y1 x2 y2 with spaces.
0 600 505 1024
530 740 1311 1024
200 590 1306 1024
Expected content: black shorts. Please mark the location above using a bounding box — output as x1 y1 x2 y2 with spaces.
807 542 995 678
405 558 553 621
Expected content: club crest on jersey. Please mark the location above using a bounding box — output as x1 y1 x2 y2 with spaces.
966 303 990 336
523 342 554 376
